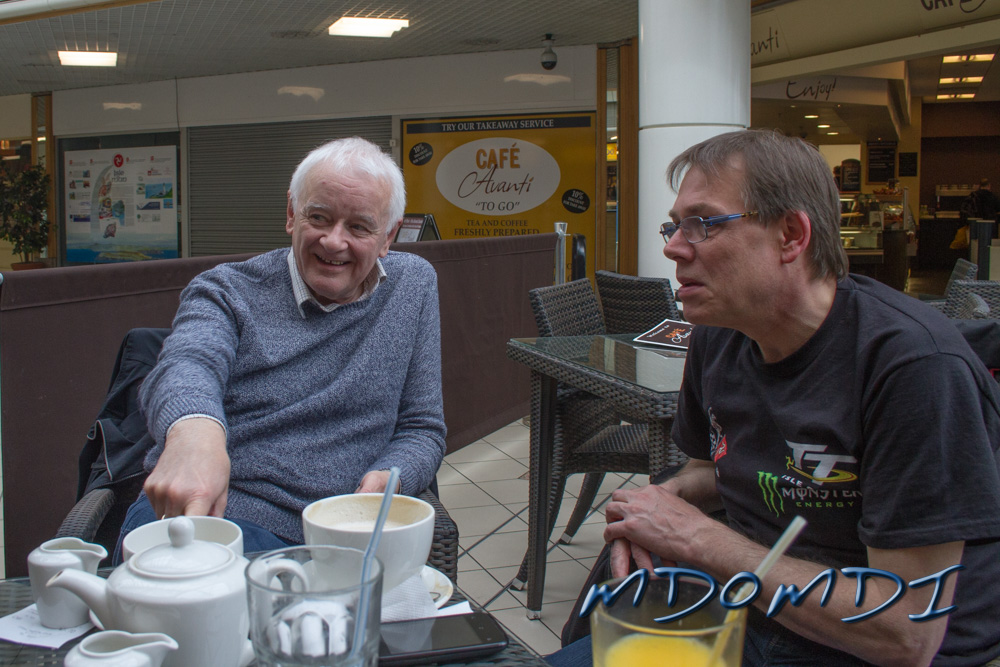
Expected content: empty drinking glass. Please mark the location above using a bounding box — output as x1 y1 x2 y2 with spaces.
246 546 383 667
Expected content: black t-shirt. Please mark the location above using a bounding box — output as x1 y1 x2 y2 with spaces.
673 274 1000 666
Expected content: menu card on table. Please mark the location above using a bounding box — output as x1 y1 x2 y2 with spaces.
633 318 694 350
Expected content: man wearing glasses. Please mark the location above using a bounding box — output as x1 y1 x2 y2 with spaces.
553 130 1000 666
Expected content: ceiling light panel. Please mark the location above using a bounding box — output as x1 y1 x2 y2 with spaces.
328 17 409 37
58 51 117 66
939 76 984 84
942 54 995 63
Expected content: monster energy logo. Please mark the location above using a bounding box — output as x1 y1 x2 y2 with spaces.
758 471 784 516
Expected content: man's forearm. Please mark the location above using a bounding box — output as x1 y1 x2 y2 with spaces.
144 416 231 518
682 521 958 667
661 458 723 512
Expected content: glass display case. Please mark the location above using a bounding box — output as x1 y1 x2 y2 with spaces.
840 226 881 250
838 190 913 248
840 194 884 251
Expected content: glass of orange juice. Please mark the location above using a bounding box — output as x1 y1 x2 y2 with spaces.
590 575 746 667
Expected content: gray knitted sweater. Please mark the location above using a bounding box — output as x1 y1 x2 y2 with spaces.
139 248 446 542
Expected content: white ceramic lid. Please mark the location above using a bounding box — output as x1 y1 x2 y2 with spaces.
131 516 233 576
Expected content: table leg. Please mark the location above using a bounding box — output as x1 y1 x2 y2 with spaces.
511 370 556 620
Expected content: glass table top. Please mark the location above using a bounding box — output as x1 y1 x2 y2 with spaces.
509 333 687 394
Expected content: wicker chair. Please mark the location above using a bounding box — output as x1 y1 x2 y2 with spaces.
952 291 991 319
919 257 978 303
55 328 460 582
579 270 684 545
513 279 681 588
595 270 683 332
932 279 1000 319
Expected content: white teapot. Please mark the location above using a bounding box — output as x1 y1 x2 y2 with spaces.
48 517 253 667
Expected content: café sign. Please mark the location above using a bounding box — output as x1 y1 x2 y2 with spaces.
435 137 560 215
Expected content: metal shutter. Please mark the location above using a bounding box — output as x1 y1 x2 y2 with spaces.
187 117 392 256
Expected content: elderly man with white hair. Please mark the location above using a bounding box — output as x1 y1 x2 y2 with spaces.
116 137 445 557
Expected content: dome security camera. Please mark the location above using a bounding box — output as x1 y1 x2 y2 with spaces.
541 34 557 70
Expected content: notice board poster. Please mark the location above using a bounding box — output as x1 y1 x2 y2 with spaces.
866 141 896 184
840 159 861 193
64 147 179 263
402 113 596 271
898 152 918 178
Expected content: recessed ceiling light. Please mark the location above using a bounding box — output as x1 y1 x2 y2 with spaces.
328 17 409 37
939 76 984 84
937 93 977 100
58 50 117 66
827 131 839 136
804 114 819 119
817 124 830 129
942 54 994 63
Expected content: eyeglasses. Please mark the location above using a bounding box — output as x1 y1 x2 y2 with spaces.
659 211 758 244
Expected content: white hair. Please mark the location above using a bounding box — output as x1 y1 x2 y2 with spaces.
289 137 405 235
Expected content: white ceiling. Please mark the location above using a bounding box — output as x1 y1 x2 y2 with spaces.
1 0 998 145
0 0 637 96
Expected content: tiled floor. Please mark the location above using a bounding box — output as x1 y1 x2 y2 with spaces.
440 419 643 658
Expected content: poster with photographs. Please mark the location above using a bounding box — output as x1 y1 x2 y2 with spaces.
64 147 179 263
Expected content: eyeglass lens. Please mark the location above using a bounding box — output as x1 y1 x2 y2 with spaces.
661 218 706 243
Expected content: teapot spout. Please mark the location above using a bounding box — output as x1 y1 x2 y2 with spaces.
46 568 112 629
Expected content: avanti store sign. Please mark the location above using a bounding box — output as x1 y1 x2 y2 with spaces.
435 137 560 215
402 113 597 279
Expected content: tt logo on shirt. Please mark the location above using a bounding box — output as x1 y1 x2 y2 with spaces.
785 441 858 485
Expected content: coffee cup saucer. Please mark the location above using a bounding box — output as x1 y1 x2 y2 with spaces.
420 565 453 609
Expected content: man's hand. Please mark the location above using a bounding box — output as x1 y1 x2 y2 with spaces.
143 417 229 518
355 470 401 494
605 483 714 576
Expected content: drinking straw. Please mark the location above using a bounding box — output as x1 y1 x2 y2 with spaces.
348 466 400 660
707 515 807 665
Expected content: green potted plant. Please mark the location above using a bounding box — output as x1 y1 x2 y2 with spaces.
0 162 51 269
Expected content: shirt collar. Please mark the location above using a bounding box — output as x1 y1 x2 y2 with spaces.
287 249 386 318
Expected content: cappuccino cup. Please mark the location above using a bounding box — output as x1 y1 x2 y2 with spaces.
302 494 433 591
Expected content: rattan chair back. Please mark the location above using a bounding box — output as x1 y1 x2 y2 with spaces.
528 278 605 337
953 291 991 319
942 280 1000 318
595 270 683 333
945 259 979 295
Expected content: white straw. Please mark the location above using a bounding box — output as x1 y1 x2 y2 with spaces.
348 466 400 659
708 515 807 664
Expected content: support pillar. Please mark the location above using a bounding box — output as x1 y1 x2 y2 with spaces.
637 0 751 280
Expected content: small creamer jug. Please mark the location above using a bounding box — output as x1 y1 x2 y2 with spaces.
64 631 178 667
27 537 106 629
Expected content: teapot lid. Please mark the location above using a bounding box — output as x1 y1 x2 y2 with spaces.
131 516 233 577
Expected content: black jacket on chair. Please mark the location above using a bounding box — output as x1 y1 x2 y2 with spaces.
77 327 170 500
